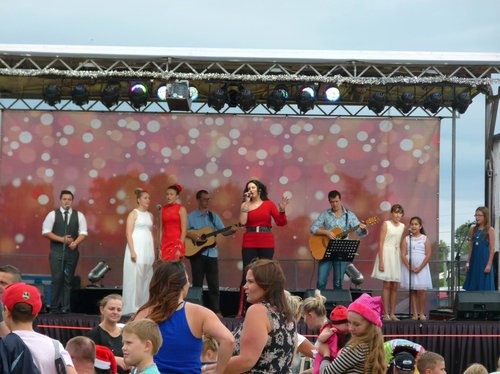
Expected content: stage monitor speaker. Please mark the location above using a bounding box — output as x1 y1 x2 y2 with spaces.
304 289 352 310
186 286 203 305
454 291 500 320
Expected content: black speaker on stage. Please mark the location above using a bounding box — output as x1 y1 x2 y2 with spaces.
454 291 500 320
304 289 352 311
186 286 203 305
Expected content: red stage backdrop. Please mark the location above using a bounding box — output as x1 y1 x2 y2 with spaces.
0 111 440 291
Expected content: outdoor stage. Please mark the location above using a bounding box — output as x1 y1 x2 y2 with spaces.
35 312 500 373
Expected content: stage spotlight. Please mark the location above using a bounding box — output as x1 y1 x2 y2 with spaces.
423 92 443 113
71 84 89 106
367 91 386 114
208 86 227 111
324 86 341 102
452 91 471 114
239 88 256 112
267 86 289 112
345 263 364 286
166 80 192 111
296 86 316 113
156 84 168 101
88 261 111 286
101 84 120 108
395 92 415 114
43 84 61 106
227 88 240 108
129 82 149 109
189 86 199 101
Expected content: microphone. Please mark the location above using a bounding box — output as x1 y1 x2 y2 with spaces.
408 228 413 236
156 204 162 211
468 222 476 227
244 192 251 198
64 205 70 211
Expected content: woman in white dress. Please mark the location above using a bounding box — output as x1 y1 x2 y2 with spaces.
371 204 405 321
122 188 155 315
400 216 432 321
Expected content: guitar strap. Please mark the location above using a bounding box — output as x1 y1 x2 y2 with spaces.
208 211 216 228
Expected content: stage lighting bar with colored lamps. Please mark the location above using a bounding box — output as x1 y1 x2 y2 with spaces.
101 84 121 108
296 86 316 113
71 84 90 106
43 84 61 107
165 81 192 111
267 86 289 112
238 87 256 112
129 82 149 109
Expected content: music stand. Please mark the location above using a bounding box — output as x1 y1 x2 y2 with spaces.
324 239 360 262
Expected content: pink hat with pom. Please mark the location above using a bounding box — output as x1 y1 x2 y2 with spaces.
348 293 383 327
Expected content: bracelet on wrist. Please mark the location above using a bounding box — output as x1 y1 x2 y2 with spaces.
241 209 249 213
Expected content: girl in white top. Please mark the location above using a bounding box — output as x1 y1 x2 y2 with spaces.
371 204 405 321
400 216 433 321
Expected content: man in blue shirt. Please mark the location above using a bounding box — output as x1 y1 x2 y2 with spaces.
310 190 367 290
187 190 235 316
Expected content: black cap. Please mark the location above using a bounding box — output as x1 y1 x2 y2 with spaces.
393 352 415 372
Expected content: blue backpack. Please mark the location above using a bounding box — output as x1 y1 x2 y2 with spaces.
0 333 41 374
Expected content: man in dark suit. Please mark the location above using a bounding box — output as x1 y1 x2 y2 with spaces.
42 190 88 313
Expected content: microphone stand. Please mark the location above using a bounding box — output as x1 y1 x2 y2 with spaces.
60 207 69 311
408 229 413 318
454 223 473 301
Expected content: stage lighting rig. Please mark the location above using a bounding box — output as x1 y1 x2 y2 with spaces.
452 91 471 114
238 87 256 112
367 91 386 114
88 261 111 287
129 82 149 109
43 84 61 107
101 84 120 108
165 80 192 111
395 92 415 114
296 86 316 113
267 86 289 112
71 84 89 106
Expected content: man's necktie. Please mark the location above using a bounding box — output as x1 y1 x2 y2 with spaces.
64 210 69 226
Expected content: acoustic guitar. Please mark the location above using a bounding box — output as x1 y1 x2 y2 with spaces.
309 216 379 260
185 223 241 257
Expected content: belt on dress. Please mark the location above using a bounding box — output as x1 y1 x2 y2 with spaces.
246 226 272 233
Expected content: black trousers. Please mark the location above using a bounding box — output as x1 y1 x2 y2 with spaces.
189 253 220 313
49 246 79 312
240 247 274 286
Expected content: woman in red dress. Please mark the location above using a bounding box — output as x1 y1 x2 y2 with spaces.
160 184 187 261
236 179 290 317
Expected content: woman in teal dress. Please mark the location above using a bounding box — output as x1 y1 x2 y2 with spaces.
463 206 495 291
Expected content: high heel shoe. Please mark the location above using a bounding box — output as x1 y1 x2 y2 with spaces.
411 314 419 320
419 314 427 321
383 313 391 321
390 314 400 321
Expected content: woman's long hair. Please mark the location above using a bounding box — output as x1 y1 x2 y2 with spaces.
348 324 386 374
247 259 293 322
134 261 187 324
475 206 491 241
243 179 269 201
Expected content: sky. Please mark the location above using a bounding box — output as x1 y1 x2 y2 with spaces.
1 0 500 245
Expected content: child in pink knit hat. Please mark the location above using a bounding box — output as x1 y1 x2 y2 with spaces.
318 293 387 374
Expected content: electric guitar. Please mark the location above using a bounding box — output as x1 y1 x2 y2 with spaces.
309 216 379 260
185 223 241 257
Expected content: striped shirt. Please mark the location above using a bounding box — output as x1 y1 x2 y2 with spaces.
320 342 371 374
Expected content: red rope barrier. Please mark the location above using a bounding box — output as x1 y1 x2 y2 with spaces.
37 324 92 330
302 333 500 338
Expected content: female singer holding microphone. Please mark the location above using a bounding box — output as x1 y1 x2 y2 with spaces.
236 179 289 317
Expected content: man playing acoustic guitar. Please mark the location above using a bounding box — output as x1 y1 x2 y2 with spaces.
310 190 368 290
186 190 236 317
